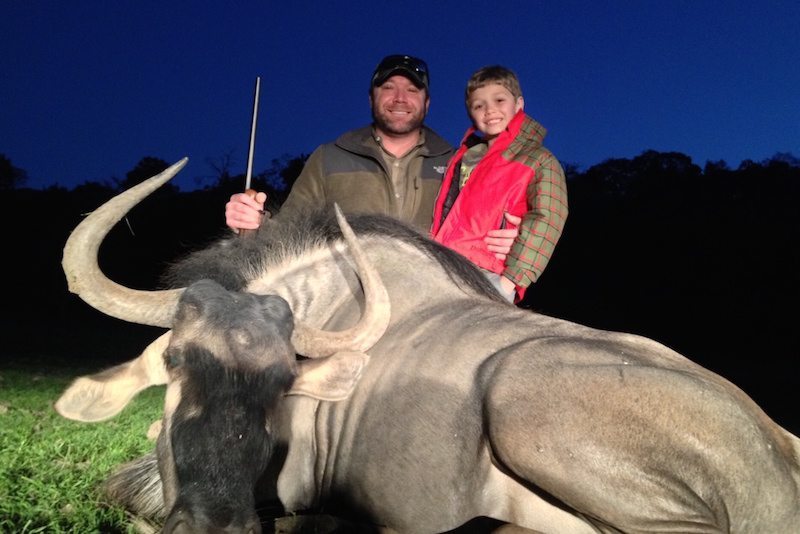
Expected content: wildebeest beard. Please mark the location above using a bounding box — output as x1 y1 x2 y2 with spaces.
166 346 295 527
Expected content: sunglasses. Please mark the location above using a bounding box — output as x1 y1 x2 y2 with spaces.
377 55 428 76
372 55 429 89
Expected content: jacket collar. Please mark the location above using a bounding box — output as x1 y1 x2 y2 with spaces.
459 111 547 152
336 124 453 158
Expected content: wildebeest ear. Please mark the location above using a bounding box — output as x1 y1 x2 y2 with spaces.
287 351 370 401
54 331 171 422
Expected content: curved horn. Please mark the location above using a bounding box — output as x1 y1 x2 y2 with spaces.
63 159 390 357
62 158 188 328
290 204 391 358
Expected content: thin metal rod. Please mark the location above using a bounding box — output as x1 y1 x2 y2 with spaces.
245 76 261 191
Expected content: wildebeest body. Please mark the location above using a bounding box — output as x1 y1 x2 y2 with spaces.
286 310 797 532
57 159 800 533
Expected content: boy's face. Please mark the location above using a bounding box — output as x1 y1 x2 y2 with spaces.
467 83 524 143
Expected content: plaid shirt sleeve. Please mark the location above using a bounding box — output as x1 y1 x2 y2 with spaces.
503 152 568 288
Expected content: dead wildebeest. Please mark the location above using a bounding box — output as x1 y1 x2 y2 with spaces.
57 159 800 533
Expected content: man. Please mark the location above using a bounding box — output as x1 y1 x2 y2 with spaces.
225 54 518 258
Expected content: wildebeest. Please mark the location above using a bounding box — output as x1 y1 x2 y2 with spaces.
57 158 800 533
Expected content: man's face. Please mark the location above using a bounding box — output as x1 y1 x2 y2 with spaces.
370 75 429 136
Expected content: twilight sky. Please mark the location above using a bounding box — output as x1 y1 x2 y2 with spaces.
2 1 798 191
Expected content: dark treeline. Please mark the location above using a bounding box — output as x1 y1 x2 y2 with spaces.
1 150 798 434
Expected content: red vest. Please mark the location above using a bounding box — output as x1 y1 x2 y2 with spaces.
431 111 533 275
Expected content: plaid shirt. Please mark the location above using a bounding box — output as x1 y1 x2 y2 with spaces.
504 118 568 288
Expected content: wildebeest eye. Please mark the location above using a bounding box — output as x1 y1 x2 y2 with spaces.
164 349 183 369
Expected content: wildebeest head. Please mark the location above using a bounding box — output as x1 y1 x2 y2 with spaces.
58 159 390 529
158 279 296 534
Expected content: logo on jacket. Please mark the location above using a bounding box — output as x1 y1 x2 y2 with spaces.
433 165 447 174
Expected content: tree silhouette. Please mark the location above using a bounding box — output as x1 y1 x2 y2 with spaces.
118 156 177 194
204 151 238 185
765 152 800 167
257 153 309 208
0 153 28 190
703 159 730 176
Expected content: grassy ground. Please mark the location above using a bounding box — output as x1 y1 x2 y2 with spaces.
0 366 164 533
0 364 375 534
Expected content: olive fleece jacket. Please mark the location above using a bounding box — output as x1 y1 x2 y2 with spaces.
275 125 454 233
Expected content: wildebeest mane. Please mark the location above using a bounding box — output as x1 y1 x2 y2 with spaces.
161 209 505 302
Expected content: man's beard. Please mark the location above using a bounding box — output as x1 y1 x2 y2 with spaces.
371 107 426 136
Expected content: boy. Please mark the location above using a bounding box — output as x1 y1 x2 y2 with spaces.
431 66 568 303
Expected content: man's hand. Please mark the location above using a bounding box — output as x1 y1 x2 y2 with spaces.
499 275 517 296
484 212 521 261
225 191 268 232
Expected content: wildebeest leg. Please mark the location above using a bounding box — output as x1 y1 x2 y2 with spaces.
482 345 797 533
55 331 170 422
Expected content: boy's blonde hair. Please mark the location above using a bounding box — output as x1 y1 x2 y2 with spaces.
465 65 522 107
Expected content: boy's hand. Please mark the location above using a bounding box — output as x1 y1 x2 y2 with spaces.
484 213 522 261
225 191 268 232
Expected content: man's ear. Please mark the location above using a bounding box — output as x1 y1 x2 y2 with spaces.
515 95 525 113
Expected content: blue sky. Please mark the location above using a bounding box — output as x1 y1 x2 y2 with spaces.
2 1 798 190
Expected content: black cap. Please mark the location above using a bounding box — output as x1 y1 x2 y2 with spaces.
371 54 429 91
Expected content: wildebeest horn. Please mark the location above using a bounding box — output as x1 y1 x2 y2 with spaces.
62 158 188 328
291 204 390 357
62 158 391 357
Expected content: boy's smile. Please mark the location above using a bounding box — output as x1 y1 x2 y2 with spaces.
468 83 524 145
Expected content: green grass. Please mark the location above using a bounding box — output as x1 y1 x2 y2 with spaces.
0 367 164 533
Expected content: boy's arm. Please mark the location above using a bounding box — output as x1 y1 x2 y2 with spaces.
503 153 569 288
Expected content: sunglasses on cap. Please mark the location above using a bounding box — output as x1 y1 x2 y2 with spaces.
371 54 429 90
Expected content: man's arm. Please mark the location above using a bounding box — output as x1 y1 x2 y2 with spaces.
224 147 327 231
225 191 267 232
485 212 522 296
484 212 522 261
